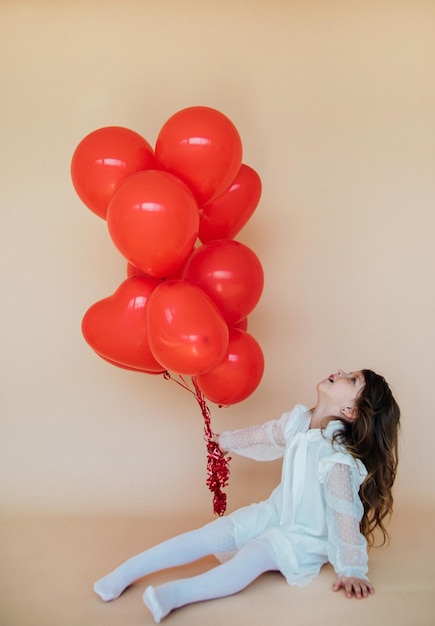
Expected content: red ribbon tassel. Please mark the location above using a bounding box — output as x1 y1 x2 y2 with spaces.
163 372 231 516
192 378 231 516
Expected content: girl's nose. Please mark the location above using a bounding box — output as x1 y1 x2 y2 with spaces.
337 370 348 378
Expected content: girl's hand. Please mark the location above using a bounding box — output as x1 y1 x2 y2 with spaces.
332 576 375 599
209 435 228 456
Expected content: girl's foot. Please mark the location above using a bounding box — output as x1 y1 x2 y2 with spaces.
93 571 129 601
143 585 169 623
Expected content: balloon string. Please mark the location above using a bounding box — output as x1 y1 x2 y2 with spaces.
163 371 231 516
163 370 193 394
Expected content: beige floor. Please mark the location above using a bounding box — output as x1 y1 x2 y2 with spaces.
1 507 434 626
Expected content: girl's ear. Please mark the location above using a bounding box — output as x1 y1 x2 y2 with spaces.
341 406 357 421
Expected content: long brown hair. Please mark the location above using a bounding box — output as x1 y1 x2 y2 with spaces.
333 369 400 546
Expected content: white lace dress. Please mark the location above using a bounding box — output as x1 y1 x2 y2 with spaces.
218 404 369 585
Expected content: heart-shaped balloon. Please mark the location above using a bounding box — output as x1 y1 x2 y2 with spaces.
146 279 229 376
82 276 165 373
199 164 262 242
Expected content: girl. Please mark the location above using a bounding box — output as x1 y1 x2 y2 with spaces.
94 369 400 623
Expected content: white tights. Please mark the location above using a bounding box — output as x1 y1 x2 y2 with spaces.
94 517 278 623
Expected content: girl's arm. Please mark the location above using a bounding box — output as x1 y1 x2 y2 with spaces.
323 462 374 599
217 412 293 461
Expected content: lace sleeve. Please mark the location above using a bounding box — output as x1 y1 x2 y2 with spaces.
323 462 369 579
218 414 290 461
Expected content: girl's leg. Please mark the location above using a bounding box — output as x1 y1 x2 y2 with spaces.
94 517 237 601
143 540 278 623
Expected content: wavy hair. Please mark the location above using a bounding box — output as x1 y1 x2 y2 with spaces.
333 369 400 546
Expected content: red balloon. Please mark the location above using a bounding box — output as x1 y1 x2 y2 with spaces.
81 276 164 373
71 126 155 219
199 164 262 242
146 280 229 375
195 328 264 405
107 170 199 278
155 106 242 206
183 240 264 326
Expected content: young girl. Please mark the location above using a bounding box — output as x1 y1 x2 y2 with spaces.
94 368 400 623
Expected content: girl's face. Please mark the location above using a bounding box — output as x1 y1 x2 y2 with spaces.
317 370 366 418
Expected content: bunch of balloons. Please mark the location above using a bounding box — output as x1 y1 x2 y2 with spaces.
71 106 264 407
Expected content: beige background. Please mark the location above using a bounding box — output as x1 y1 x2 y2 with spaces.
1 0 435 519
